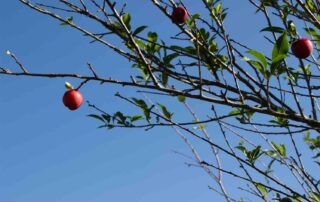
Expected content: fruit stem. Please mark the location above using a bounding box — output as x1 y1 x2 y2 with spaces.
75 79 89 90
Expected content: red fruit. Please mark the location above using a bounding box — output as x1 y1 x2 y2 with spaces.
291 38 313 59
171 6 188 24
63 89 83 110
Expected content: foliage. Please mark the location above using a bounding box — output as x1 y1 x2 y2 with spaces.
3 0 320 201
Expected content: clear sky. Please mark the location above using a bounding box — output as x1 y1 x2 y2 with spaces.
0 1 280 202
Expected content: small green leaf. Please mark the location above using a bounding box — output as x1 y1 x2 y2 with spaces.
236 145 247 154
255 183 267 197
247 50 267 69
148 32 158 43
193 119 205 129
304 131 311 142
178 95 186 102
134 39 146 49
260 26 286 33
209 41 218 52
113 111 127 124
215 3 222 14
246 146 261 164
158 103 173 120
206 0 214 7
88 114 105 122
163 53 179 65
228 109 241 116
271 141 286 157
264 150 278 158
102 114 111 122
306 0 316 12
311 192 320 202
60 16 73 26
279 197 292 202
287 20 297 36
272 33 289 63
132 98 151 122
161 72 169 86
186 13 200 29
198 28 210 41
133 25 147 36
122 13 131 30
130 115 143 122
272 54 287 64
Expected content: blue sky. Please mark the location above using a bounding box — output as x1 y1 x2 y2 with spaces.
0 1 297 202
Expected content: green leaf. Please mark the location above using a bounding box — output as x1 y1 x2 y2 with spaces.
260 26 286 33
209 41 218 52
236 145 247 154
279 197 292 202
170 45 196 55
242 56 267 77
163 53 179 65
113 111 127 124
60 16 73 26
186 13 200 29
193 119 205 129
130 115 143 122
264 150 278 158
215 3 222 14
146 32 159 53
184 46 197 55
122 13 131 30
287 20 297 36
246 146 261 164
304 133 320 159
247 50 267 69
148 32 158 43
88 114 105 122
133 25 147 36
161 72 169 86
272 54 287 64
206 0 214 7
271 141 286 157
132 98 151 122
229 108 241 116
250 60 265 73
178 95 186 102
293 195 302 202
102 114 111 122
107 124 114 129
221 12 228 21
306 0 316 12
311 192 320 202
158 103 173 120
198 28 210 41
270 111 289 126
304 131 311 142
134 39 146 49
132 98 148 109
272 33 289 63
255 183 267 197
98 124 107 129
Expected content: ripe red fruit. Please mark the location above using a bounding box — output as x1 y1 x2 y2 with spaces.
63 89 83 110
291 38 313 59
171 6 188 24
